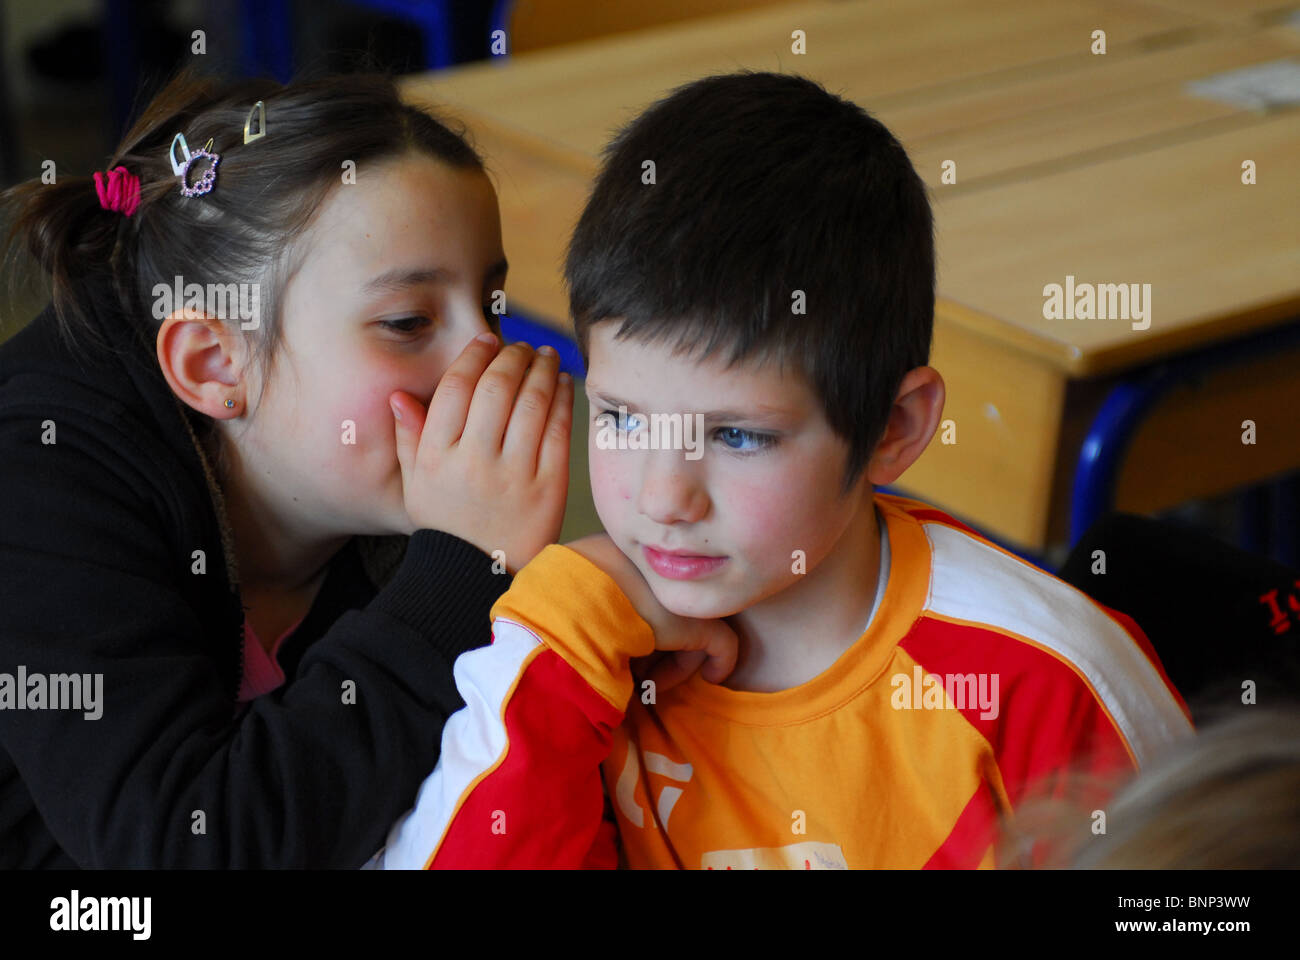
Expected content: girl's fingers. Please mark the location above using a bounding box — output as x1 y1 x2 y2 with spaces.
389 390 428 485
424 333 501 449
534 370 574 479
501 346 561 467
460 342 536 454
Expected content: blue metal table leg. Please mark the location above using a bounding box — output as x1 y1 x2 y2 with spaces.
1071 320 1300 551
1071 379 1166 549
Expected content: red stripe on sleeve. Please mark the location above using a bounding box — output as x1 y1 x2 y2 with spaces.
430 648 624 868
923 782 999 869
902 618 1136 810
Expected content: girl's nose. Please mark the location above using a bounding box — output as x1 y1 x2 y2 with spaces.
454 296 496 341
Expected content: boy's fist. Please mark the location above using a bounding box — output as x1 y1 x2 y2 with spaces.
565 533 738 692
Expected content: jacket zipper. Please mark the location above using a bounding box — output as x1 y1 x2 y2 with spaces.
235 614 246 704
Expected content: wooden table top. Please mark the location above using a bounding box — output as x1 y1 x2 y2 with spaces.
936 109 1299 377
399 1 1300 377
408 0 1210 169
1112 0 1298 28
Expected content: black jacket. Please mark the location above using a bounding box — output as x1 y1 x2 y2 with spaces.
0 290 508 867
1060 513 1300 724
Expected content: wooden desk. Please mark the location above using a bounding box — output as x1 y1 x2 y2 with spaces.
401 1 1282 329
399 3 1300 551
412 0 1209 165
897 29 1300 194
1113 0 1298 30
914 111 1300 548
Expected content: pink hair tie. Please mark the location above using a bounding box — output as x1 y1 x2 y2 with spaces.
93 165 141 217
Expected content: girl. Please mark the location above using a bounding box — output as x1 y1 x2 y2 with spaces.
0 67 572 867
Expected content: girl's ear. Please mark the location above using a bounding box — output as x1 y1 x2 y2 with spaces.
865 366 946 487
155 312 249 419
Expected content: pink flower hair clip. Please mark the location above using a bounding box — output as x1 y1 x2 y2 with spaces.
169 133 220 198
93 165 141 217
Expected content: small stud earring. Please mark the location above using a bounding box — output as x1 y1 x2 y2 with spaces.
224 399 236 410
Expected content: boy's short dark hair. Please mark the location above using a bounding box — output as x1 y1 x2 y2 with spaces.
565 71 934 488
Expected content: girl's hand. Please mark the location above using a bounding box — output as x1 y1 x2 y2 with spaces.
566 533 738 693
390 334 573 572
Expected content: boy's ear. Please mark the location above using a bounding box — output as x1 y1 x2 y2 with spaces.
155 312 249 419
865 366 946 487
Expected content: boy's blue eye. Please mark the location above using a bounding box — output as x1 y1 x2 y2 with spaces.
716 427 776 452
597 409 644 432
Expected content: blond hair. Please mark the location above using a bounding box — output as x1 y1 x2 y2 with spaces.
1004 707 1300 869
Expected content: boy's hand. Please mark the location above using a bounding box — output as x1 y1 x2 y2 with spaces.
390 334 573 572
566 533 738 693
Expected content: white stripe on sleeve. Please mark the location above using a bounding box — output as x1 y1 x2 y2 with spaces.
922 522 1193 766
370 620 542 869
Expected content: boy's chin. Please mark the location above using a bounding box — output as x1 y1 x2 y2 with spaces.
646 579 749 621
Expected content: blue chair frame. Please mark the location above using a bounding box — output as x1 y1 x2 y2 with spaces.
1071 319 1300 556
488 0 514 59
238 0 455 81
240 0 295 82
498 309 586 378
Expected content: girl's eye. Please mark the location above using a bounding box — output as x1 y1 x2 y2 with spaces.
379 316 432 335
716 427 776 452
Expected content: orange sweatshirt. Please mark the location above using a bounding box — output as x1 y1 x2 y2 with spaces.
371 494 1193 869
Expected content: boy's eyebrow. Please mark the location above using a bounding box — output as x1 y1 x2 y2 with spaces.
363 258 509 294
586 385 791 425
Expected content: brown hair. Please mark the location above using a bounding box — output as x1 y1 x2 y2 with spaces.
1 65 483 393
565 72 934 492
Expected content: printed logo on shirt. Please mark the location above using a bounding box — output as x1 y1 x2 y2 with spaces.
614 734 694 831
609 733 853 870
702 841 848 870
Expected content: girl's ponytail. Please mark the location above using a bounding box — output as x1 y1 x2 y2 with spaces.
1 69 257 347
3 64 483 372
2 164 123 344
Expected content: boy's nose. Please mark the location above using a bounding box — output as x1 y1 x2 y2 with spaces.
635 451 709 526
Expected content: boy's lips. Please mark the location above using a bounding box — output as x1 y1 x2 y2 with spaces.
641 544 727 581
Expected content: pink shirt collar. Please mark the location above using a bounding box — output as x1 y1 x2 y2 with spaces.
236 616 304 704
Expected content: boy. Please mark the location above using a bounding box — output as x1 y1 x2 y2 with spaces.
372 72 1192 869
